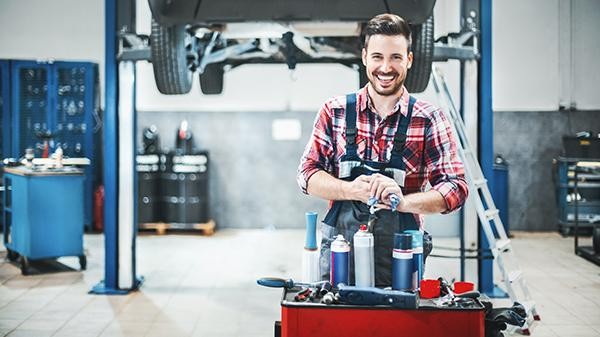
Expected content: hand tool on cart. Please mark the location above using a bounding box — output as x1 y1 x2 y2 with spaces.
435 277 483 308
337 284 418 309
257 277 330 289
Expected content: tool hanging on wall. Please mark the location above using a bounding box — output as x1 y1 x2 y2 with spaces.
431 66 540 335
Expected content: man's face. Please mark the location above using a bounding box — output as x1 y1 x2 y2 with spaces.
362 34 413 96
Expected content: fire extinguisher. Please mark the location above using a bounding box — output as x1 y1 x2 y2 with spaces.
93 185 104 232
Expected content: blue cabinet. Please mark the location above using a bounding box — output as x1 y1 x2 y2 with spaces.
555 157 600 235
3 166 86 274
10 60 99 228
0 60 10 161
0 60 10 230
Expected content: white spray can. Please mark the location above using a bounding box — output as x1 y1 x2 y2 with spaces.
353 224 374 287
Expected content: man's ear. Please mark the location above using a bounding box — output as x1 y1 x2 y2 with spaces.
407 51 413 69
362 48 367 66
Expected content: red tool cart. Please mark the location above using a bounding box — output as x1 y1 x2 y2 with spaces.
277 288 485 337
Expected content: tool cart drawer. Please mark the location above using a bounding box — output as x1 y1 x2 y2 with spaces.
279 288 485 337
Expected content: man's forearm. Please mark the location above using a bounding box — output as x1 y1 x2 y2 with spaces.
398 190 447 214
306 170 352 201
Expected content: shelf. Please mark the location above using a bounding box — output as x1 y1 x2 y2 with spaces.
564 200 600 206
558 183 600 188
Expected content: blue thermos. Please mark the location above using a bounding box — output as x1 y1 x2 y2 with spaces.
392 233 414 291
404 230 424 290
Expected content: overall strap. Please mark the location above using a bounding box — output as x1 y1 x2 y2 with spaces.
342 93 359 160
388 95 416 170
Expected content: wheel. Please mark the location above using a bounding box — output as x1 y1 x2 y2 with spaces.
593 226 600 254
405 15 434 93
150 19 195 95
199 63 224 95
19 256 29 275
6 249 18 262
79 255 87 270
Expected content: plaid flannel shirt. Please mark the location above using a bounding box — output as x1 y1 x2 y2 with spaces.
297 86 468 227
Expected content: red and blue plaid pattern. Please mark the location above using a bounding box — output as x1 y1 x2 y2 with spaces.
298 86 468 226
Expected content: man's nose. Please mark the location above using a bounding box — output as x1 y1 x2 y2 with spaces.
381 59 393 72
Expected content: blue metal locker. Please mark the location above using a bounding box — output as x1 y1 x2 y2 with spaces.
1 60 10 161
10 60 98 228
11 61 52 158
0 60 10 230
53 61 99 229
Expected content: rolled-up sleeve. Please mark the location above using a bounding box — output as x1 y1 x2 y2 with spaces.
424 108 469 213
297 103 335 194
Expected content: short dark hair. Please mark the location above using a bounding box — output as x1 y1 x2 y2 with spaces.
363 14 412 52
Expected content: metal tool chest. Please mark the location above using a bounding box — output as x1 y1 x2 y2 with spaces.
3 166 86 275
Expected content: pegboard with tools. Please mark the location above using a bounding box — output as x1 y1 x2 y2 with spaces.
9 60 100 229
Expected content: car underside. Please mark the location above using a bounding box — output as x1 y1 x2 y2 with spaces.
147 0 437 95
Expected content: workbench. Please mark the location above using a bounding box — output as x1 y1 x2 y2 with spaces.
2 166 86 274
277 287 485 337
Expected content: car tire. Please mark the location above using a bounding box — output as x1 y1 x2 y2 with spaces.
150 19 193 95
405 15 434 93
199 63 224 95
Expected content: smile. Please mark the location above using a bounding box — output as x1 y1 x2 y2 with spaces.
375 74 397 83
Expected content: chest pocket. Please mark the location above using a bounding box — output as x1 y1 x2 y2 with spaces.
402 134 425 174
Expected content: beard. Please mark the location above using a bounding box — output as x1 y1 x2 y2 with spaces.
368 71 406 96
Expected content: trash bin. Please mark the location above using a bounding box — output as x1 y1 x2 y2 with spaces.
493 156 510 236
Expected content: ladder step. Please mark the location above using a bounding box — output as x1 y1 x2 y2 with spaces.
484 209 500 220
509 270 522 283
522 300 537 316
496 238 511 251
473 178 487 186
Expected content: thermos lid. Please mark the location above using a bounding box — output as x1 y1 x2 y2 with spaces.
404 230 424 248
394 233 412 250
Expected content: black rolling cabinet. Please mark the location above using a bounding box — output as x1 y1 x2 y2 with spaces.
572 162 600 266
555 157 600 236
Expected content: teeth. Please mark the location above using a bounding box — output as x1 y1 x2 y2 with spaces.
377 75 394 81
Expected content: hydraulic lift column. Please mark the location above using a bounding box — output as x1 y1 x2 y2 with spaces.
92 0 142 294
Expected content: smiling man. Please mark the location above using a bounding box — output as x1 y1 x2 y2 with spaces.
297 14 468 287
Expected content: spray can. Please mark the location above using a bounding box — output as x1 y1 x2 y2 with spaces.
302 212 320 283
330 234 350 287
353 225 374 287
392 233 414 291
404 230 424 290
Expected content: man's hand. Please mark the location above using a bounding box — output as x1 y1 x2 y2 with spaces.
369 173 404 210
345 175 372 204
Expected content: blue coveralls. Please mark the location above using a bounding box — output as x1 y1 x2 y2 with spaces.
319 93 432 287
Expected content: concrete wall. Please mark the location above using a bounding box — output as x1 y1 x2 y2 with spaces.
138 109 327 229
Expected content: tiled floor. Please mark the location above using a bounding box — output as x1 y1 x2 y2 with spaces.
0 229 599 337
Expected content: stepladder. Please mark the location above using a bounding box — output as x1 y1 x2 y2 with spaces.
431 66 540 335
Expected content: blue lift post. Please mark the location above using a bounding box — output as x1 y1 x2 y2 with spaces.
91 0 142 294
478 0 507 298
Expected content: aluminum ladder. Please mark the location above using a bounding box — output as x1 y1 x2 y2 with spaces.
430 66 541 335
